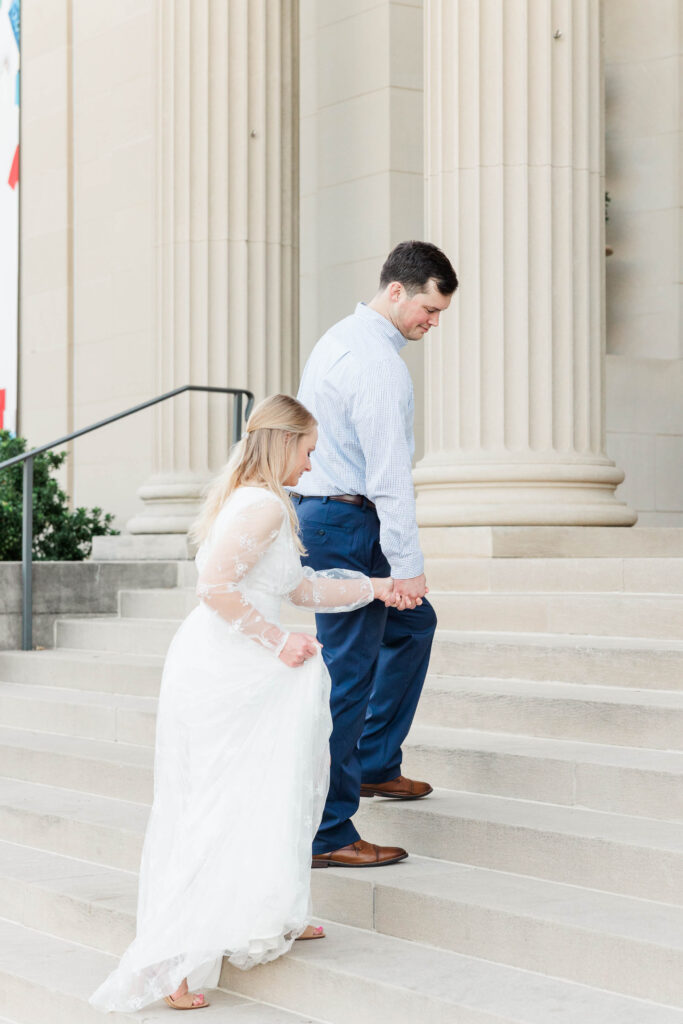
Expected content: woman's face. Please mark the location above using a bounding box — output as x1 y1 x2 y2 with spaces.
283 428 317 487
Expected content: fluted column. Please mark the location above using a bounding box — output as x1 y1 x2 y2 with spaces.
414 0 636 526
128 0 298 534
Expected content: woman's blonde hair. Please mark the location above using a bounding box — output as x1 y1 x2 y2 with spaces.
189 393 316 551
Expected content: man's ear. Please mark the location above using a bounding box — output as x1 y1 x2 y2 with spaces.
387 281 404 303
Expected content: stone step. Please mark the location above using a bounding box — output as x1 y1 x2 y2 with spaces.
118 586 683 641
0 917 324 1024
8 668 681 756
0 777 147 871
4 632 683 697
91 533 194 561
220 918 682 1024
54 616 181 656
1 890 680 1024
2 838 682 1007
402 725 683 820
352 788 683 905
138 556 683 596
120 579 683 644
427 591 683 640
0 840 137 955
0 649 163 696
415 676 683 747
0 682 156 745
419 526 683 560
52 616 683 689
423 556 683 594
429 631 683 689
2 674 680 755
311 857 683 1008
2 719 681 822
0 726 153 802
119 587 198 618
176 560 199 587
2 776 681 904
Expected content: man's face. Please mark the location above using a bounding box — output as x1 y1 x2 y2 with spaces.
391 278 452 341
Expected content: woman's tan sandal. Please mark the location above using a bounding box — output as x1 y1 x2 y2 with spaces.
163 991 210 1010
296 924 325 940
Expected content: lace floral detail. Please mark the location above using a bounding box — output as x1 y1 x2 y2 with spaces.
195 492 290 654
88 484 371 1014
195 487 373 655
286 566 373 612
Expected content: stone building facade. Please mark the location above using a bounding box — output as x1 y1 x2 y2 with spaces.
18 0 683 533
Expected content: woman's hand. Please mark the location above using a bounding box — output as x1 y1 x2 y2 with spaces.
371 577 400 607
372 576 425 610
279 632 322 668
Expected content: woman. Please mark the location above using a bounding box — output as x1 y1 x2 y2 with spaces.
90 395 395 1012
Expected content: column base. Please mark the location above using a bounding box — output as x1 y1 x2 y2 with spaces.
414 458 637 528
126 474 209 535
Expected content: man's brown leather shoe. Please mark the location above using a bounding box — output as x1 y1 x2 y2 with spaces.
312 839 408 869
360 775 433 800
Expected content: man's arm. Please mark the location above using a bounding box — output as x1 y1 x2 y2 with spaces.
351 362 426 607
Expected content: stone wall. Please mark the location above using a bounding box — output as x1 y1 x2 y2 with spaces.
20 0 157 528
17 0 683 529
604 0 683 525
0 560 178 650
299 0 426 458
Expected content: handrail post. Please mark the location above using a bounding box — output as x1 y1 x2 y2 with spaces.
233 391 244 443
22 457 34 651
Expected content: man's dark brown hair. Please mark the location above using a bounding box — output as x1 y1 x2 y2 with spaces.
379 240 458 296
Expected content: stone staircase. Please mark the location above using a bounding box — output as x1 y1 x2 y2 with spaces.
1 552 683 1022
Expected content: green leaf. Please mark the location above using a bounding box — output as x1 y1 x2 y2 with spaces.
0 431 119 561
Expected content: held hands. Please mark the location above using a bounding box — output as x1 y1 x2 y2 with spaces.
372 578 398 606
371 576 427 610
377 573 428 611
279 632 322 668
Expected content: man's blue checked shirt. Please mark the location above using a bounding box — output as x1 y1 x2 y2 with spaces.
295 302 424 580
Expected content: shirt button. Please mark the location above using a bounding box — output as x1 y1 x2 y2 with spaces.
317 529 325 536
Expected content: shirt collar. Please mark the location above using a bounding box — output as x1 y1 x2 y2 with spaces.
354 302 408 351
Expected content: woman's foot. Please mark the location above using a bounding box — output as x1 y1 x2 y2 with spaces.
164 978 209 1009
296 924 325 940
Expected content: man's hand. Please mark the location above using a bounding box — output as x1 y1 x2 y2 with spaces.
392 574 428 611
279 633 322 667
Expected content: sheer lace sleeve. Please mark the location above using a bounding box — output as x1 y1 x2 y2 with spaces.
286 566 374 614
196 494 289 655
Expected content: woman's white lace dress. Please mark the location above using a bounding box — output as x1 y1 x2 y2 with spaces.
90 487 373 1013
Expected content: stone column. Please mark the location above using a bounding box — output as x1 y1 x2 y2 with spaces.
414 0 636 526
128 0 299 534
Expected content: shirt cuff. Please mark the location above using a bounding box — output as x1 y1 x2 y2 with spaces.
388 553 425 580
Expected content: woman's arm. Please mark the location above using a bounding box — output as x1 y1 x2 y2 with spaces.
196 495 289 654
286 566 393 613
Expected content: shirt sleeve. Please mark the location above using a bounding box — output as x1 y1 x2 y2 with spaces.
285 566 374 612
351 362 424 579
195 495 289 656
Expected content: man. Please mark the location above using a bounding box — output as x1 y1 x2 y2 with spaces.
291 240 458 867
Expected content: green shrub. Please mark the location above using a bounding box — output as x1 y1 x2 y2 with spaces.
0 431 118 561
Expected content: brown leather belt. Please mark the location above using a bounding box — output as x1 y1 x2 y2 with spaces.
290 492 376 511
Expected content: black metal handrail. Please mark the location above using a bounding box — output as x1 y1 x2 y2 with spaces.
0 384 254 650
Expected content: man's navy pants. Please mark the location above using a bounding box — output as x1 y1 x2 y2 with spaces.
293 495 437 855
